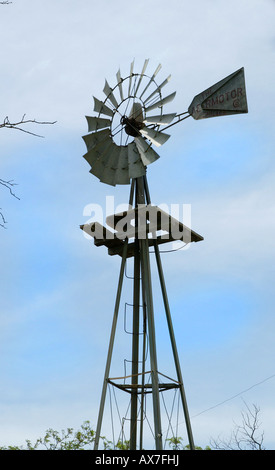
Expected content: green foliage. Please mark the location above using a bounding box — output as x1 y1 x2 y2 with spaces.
113 439 130 450
0 421 131 451
166 436 211 450
166 436 184 450
0 420 211 451
0 421 95 450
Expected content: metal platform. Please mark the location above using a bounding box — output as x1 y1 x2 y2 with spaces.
80 204 203 258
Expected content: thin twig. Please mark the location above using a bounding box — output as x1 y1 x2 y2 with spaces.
0 179 20 200
0 179 20 228
1 115 57 138
0 210 7 229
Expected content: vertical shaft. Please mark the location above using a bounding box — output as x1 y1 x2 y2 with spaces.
139 283 147 450
139 238 163 449
130 235 140 450
137 177 163 450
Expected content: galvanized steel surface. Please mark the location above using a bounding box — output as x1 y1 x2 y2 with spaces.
188 67 248 120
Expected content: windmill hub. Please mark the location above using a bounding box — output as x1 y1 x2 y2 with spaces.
121 115 144 137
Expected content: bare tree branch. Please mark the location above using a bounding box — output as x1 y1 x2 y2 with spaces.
1 115 57 138
0 179 19 200
0 179 20 228
210 402 265 450
0 5 57 228
0 116 56 228
0 210 7 229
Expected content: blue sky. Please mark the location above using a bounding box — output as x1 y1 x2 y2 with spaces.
0 0 275 449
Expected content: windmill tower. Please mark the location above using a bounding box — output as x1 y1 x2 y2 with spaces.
80 60 248 450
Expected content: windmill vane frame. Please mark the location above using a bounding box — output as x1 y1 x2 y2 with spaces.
80 59 248 450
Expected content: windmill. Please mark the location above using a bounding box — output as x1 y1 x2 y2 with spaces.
80 60 248 450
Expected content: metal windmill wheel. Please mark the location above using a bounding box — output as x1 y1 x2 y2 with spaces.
82 59 177 186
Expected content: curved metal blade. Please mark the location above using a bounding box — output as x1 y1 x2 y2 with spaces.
128 60 135 97
103 80 119 109
143 75 172 104
90 140 120 186
82 128 110 151
143 113 176 125
127 141 146 178
90 143 113 177
86 116 111 132
139 63 162 99
116 68 124 101
140 126 170 147
144 91 176 113
113 147 130 185
99 172 116 186
83 135 113 166
134 136 160 166
133 58 149 97
93 96 114 117
129 102 144 122
98 143 121 186
83 149 98 167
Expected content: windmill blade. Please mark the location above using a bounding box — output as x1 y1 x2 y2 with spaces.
113 147 130 185
83 149 98 167
130 102 144 123
145 91 176 113
90 141 122 186
143 75 172 104
82 128 110 151
133 58 149 97
103 80 119 108
114 168 130 185
83 136 113 167
139 63 162 99
135 136 160 166
128 60 135 97
90 163 106 181
93 96 114 117
99 169 116 186
86 116 112 132
116 68 124 101
143 113 176 125
89 144 113 177
98 143 121 186
127 141 146 179
140 126 170 147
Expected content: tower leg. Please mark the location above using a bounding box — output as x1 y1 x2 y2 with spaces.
139 281 147 450
93 240 129 449
94 181 135 450
154 241 195 450
140 237 163 450
129 238 140 450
